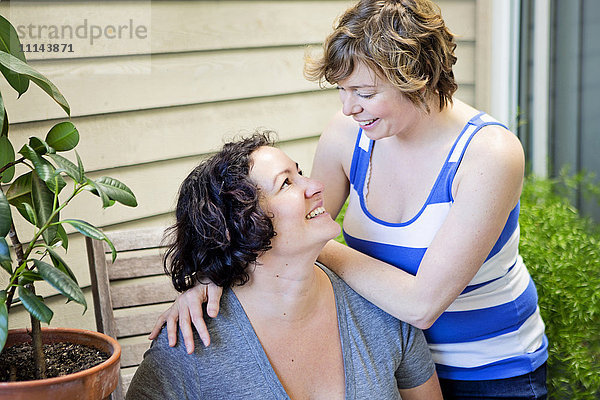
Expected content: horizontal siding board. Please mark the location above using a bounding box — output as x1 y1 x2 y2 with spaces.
3 31 474 125
455 83 475 106
4 1 472 61
7 289 97 330
2 47 319 123
9 91 341 172
438 0 476 40
454 42 475 84
3 42 475 124
5 1 352 60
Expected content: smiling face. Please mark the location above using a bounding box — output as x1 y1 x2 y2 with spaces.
336 62 423 141
249 146 341 255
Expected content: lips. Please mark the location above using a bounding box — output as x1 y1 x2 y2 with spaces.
305 206 326 220
357 118 378 127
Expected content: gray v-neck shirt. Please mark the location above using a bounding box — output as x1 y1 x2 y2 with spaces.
126 266 435 399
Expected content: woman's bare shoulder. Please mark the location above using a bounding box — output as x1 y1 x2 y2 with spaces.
322 111 359 142
454 123 525 204
315 111 358 166
467 124 524 170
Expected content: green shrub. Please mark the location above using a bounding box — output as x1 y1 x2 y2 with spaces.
333 176 600 398
520 176 600 399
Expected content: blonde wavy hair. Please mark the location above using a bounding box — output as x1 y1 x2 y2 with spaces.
304 0 458 112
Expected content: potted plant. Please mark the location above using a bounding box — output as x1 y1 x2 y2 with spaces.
0 15 136 399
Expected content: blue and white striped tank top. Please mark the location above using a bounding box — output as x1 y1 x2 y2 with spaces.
342 111 548 380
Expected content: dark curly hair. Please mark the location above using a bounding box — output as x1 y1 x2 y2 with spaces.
304 0 458 113
163 131 277 291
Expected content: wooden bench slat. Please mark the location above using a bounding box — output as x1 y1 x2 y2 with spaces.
120 366 138 398
109 254 166 280
105 227 168 252
114 308 166 338
111 278 178 309
119 337 152 368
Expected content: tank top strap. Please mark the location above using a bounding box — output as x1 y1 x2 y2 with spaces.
348 127 373 189
448 112 509 164
443 111 510 201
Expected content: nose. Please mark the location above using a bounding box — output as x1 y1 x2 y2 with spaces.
341 92 362 116
303 176 324 198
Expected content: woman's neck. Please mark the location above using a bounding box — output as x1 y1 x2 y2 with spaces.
232 253 329 323
390 97 476 148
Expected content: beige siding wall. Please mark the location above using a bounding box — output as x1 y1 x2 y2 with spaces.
1 0 486 330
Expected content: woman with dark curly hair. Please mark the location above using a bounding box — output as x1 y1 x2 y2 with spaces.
127 131 442 399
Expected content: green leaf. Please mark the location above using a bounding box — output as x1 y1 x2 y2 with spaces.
0 52 68 115
0 90 5 136
75 151 85 182
85 178 112 208
18 286 53 324
56 223 69 250
47 169 67 195
95 176 137 207
47 153 82 183
19 144 66 194
34 259 86 310
0 108 7 137
28 136 54 155
45 122 79 152
18 270 43 285
62 219 116 261
0 135 15 183
20 144 53 180
61 219 103 239
47 247 77 284
31 172 58 245
0 190 11 237
6 173 36 225
0 290 7 353
0 15 30 96
20 201 37 226
6 172 31 201
0 237 11 274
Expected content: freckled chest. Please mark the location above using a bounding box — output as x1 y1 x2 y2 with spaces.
364 138 454 224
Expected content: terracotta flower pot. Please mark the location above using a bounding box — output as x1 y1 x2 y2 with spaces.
0 327 121 400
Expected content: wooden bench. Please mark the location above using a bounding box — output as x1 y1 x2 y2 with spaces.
86 226 178 400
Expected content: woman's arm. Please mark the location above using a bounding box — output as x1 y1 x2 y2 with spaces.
309 111 355 217
319 126 525 328
398 373 443 400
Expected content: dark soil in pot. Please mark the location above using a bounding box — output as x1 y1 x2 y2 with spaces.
0 342 110 382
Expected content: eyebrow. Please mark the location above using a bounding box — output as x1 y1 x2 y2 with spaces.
271 162 299 190
337 84 377 90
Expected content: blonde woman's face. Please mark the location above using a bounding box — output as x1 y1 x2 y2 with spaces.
336 62 421 140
